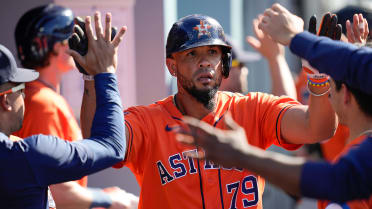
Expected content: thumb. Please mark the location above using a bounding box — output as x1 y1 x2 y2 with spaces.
67 49 85 68
246 36 261 51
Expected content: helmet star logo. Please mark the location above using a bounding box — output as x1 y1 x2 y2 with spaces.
193 20 212 38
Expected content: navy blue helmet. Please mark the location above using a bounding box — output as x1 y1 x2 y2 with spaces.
166 14 232 78
15 4 74 69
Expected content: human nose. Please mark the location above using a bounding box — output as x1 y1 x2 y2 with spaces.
198 57 211 68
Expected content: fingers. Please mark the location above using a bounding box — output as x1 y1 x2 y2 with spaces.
271 3 288 13
346 20 355 43
105 13 112 42
223 113 240 131
175 132 196 145
353 14 363 42
364 18 369 39
112 26 127 47
74 25 85 41
308 15 317 34
85 16 95 46
67 49 85 67
246 36 261 51
263 8 277 18
335 24 342 41
184 149 205 159
318 13 331 36
94 12 104 40
183 116 217 137
252 18 263 39
327 15 337 39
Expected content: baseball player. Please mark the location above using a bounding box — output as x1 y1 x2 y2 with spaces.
78 14 337 209
0 11 128 208
176 3 372 204
12 5 137 209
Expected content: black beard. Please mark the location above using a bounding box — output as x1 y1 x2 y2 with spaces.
177 67 221 110
185 84 218 110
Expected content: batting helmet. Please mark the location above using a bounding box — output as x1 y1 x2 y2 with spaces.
166 14 232 78
15 4 74 69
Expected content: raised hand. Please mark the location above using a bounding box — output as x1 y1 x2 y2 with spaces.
175 114 250 168
346 13 369 44
68 12 126 75
69 16 118 74
246 16 284 60
258 3 304 45
308 13 342 40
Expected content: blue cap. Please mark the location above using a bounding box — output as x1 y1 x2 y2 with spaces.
0 45 39 85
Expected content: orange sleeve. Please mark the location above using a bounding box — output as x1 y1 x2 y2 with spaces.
113 106 150 176
237 92 302 150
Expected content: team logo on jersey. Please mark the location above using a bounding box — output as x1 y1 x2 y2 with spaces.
193 20 212 38
165 124 180 132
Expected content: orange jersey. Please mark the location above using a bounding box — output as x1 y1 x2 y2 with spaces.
320 125 348 161
114 91 301 209
317 135 372 209
13 81 86 187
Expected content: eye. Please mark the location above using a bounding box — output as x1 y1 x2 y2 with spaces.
186 51 196 57
208 49 218 55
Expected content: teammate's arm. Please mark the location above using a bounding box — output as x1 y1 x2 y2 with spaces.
176 116 372 201
80 77 130 144
246 17 297 99
280 93 337 144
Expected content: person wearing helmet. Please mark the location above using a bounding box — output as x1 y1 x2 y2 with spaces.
13 5 137 209
0 11 128 209
79 14 336 209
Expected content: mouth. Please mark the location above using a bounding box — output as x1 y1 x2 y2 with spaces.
196 71 214 85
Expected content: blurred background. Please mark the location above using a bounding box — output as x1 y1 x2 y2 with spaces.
1 0 371 208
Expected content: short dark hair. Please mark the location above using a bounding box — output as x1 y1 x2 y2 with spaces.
334 80 372 117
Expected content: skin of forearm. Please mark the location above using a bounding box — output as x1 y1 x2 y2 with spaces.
236 146 305 197
306 93 337 142
267 55 297 99
50 181 92 209
81 80 96 138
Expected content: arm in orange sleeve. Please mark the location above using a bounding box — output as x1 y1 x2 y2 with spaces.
280 93 337 144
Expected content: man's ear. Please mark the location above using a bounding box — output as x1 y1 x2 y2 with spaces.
166 58 177 77
0 95 12 112
342 84 352 105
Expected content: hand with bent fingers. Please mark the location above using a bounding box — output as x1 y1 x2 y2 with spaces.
308 13 342 40
346 13 369 44
68 12 127 75
175 114 251 169
258 3 304 45
246 16 285 60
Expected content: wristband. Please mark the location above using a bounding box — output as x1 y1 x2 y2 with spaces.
88 188 112 208
83 74 94 81
307 82 331 97
307 78 330 87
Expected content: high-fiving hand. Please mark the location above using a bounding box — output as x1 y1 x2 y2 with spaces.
257 3 304 45
67 12 126 75
174 114 250 169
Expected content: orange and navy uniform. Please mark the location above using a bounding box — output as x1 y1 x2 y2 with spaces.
13 80 86 187
317 135 372 209
114 91 301 209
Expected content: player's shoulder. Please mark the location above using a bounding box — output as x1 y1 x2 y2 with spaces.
124 95 173 116
218 91 273 103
